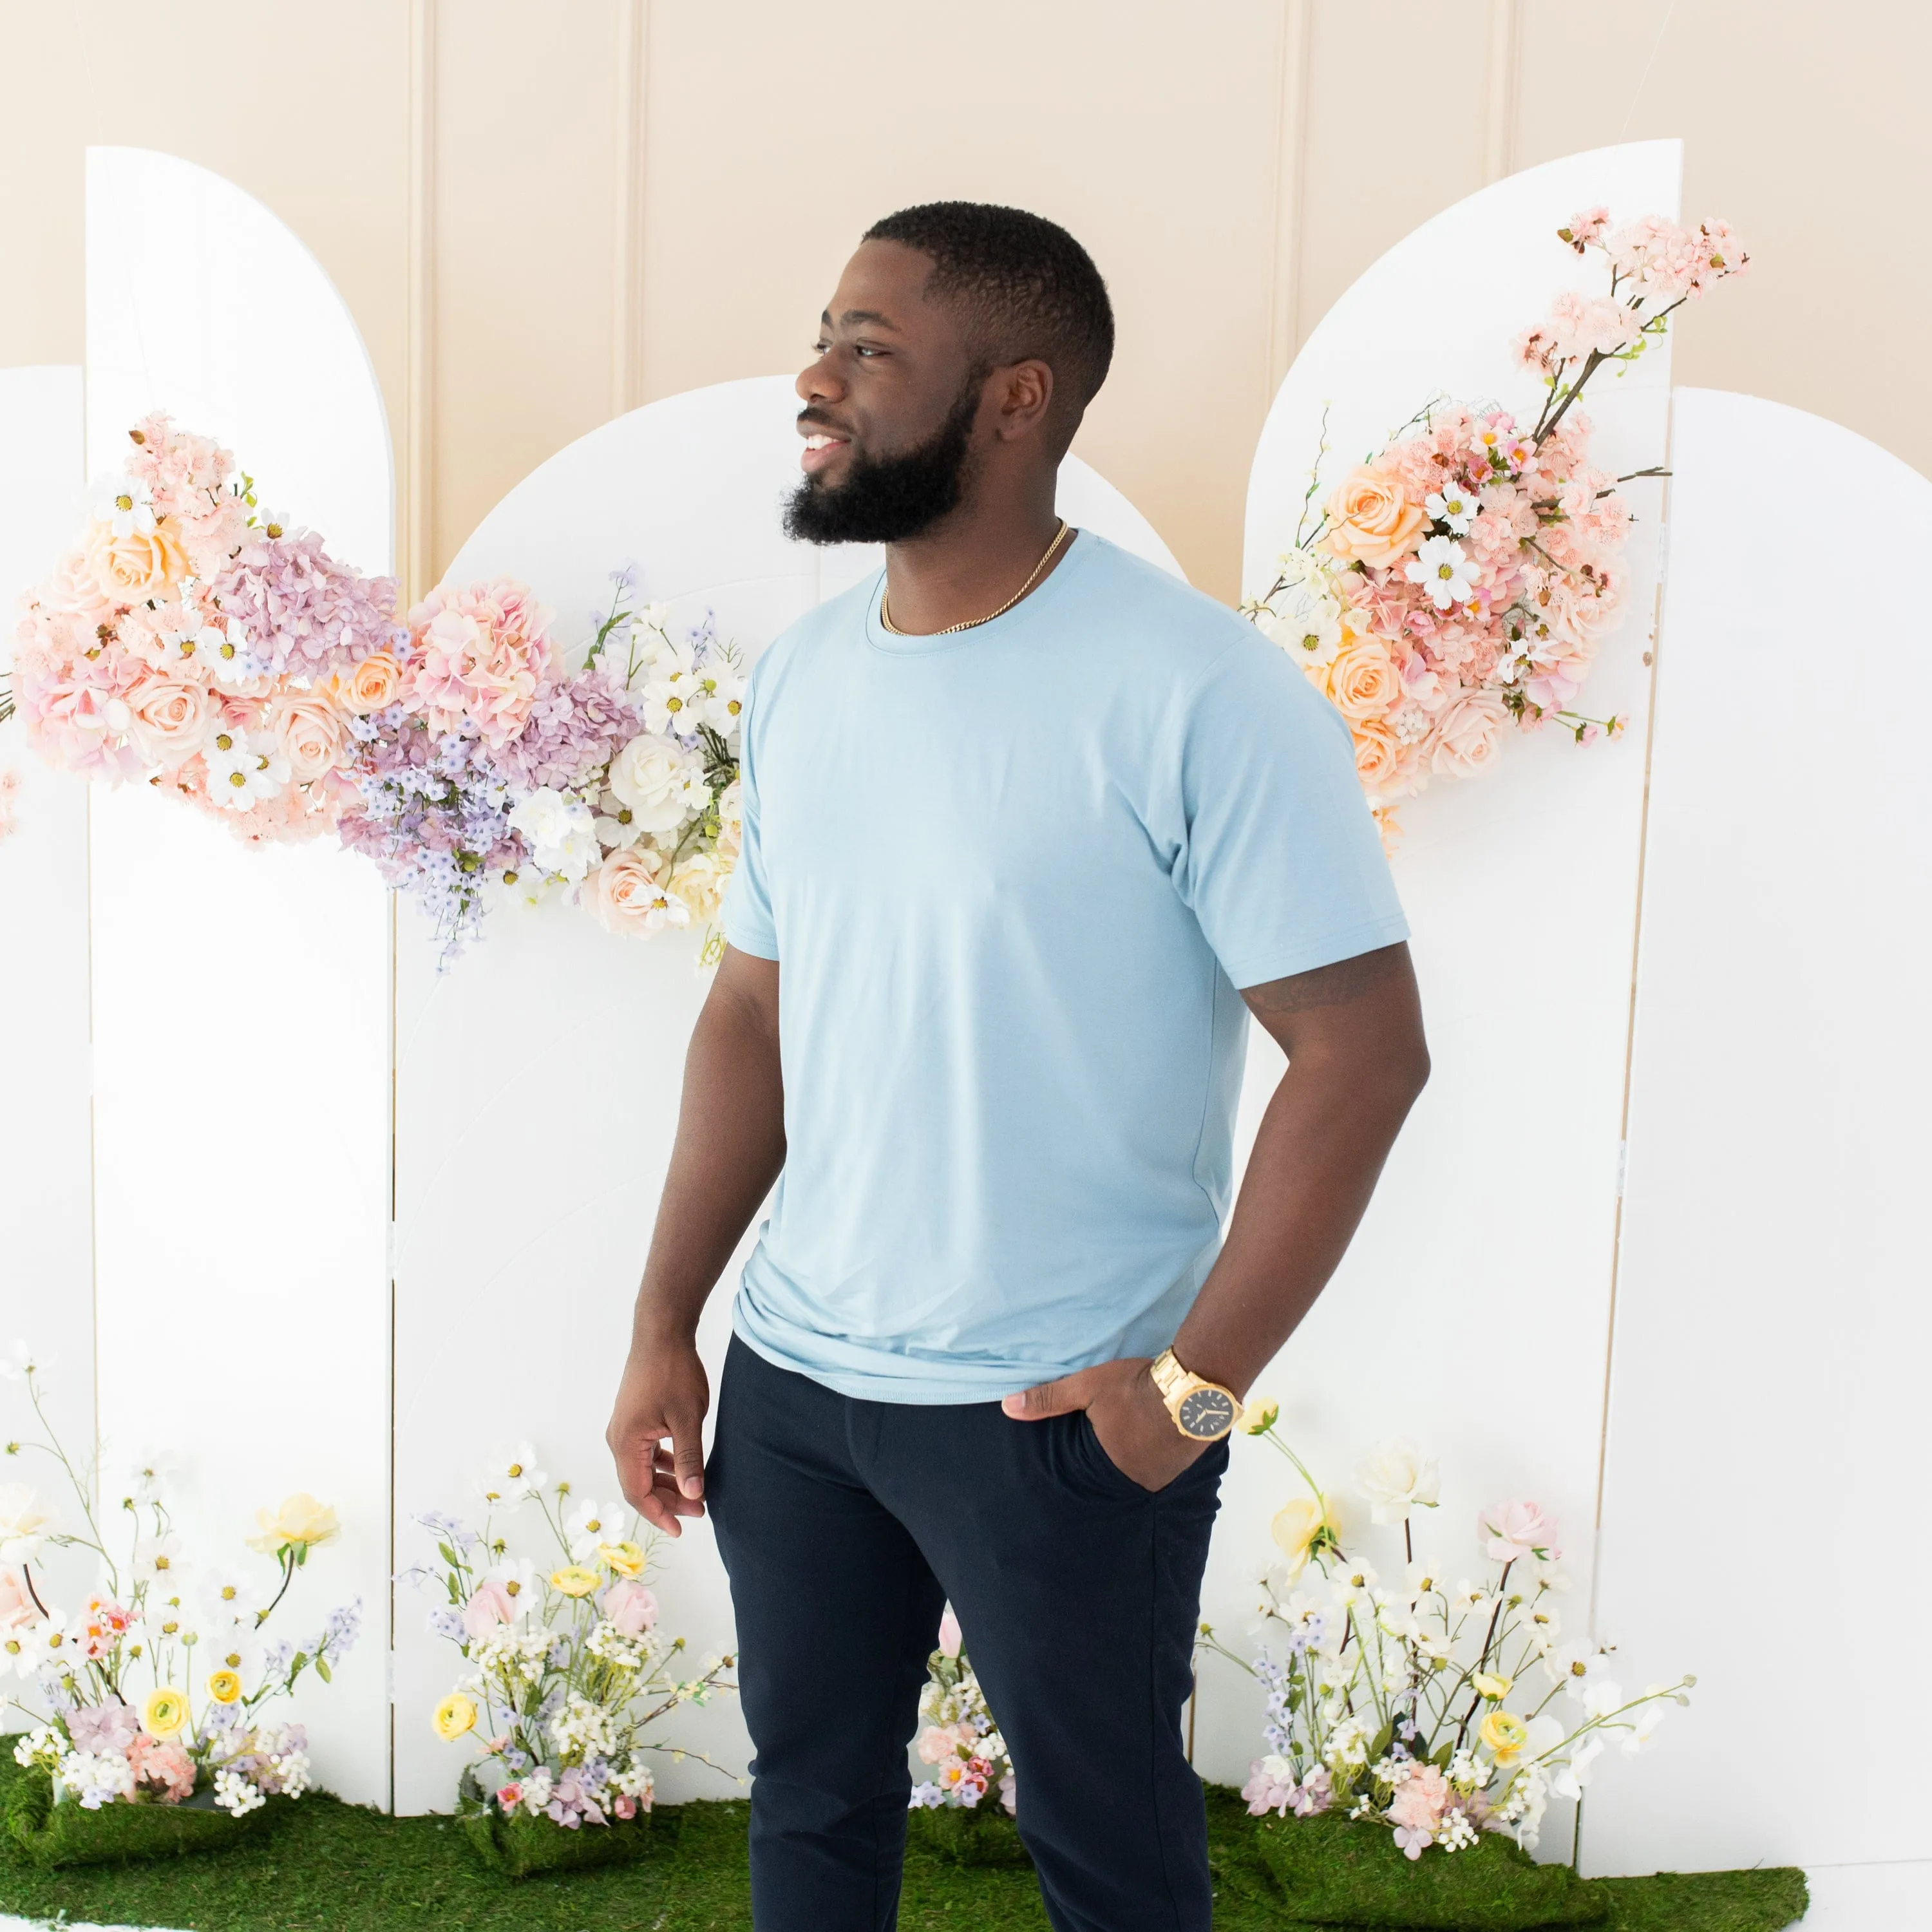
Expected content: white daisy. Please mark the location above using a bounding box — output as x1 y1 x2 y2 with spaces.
1404 536 1475 611
91 474 156 538
204 728 290 810
478 1443 548 1512
564 1498 624 1562
133 1532 190 1584
1425 480 1479 533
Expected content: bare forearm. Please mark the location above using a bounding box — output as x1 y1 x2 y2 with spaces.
1172 1050 1420 1397
631 973 784 1345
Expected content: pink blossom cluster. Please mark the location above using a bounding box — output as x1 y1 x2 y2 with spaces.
1384 1761 1490 1860
10 414 404 842
1254 208 1746 846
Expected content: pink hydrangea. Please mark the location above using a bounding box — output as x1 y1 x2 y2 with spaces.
1387 1762 1450 1859
127 1733 195 1804
402 578 554 748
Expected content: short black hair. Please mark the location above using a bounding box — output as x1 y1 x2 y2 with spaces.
863 202 1114 424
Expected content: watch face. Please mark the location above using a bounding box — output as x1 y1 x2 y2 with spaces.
1177 1387 1237 1441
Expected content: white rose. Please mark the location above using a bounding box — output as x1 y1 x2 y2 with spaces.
506 786 599 882
1358 1438 1439 1525
607 734 697 833
0 1484 55 1563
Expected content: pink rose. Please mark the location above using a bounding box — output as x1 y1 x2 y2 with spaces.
613 1792 636 1820
0 1567 36 1631
267 690 345 782
83 517 188 602
461 1580 516 1639
1481 1499 1560 1564
125 672 218 768
589 846 687 937
1426 690 1510 779
601 1579 658 1636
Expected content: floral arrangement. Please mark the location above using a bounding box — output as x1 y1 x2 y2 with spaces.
1202 1406 1691 1860
1245 208 1747 846
1 1341 359 1819
412 1444 735 1832
909 1610 1015 1817
10 415 744 958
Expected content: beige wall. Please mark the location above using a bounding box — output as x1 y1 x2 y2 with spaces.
3 0 1926 605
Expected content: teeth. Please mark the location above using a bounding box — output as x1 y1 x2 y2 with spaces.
804 434 838 450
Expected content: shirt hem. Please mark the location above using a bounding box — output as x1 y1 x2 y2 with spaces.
1222 911 1411 991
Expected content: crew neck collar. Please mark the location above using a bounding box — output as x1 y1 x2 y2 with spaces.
864 527 1095 656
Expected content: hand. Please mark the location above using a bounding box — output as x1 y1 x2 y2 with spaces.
606 1333 710 1537
1001 1356 1207 1492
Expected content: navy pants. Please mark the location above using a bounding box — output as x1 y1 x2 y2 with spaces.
706 1334 1227 1932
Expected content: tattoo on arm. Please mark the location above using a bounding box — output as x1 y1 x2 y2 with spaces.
1242 942 1409 1016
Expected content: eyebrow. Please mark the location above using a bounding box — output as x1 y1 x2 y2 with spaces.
823 308 901 332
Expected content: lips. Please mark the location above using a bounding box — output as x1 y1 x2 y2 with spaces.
799 421 851 475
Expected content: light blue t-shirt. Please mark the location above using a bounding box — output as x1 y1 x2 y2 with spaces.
721 531 1406 1403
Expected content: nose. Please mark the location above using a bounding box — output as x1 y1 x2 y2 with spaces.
796 348 843 408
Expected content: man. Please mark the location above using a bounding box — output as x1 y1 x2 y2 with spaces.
608 202 1428 1931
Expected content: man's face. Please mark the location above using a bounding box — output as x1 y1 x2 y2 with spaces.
786 240 985 545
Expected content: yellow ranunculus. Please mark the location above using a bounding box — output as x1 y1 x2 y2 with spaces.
1480 1710 1530 1765
1472 1671 1513 1701
206 1668 243 1705
551 1566 601 1598
1238 1396 1280 1436
598 1540 646 1578
144 1685 189 1739
246 1492 340 1557
1269 1495 1340 1581
433 1692 477 1741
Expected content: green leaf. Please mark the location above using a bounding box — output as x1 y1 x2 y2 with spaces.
316 1656 332 1683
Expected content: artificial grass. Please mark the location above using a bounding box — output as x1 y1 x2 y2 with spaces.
1254 1809 1605 1926
0 1759 1811 1931
3 1769 276 1871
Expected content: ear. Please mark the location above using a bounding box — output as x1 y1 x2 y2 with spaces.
989 358 1056 442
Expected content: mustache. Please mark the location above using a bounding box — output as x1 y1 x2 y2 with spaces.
797 408 853 436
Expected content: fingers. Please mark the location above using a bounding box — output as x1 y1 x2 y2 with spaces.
668 1408 706 1501
1000 1370 1090 1421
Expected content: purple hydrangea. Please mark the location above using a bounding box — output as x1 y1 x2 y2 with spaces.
209 526 406 679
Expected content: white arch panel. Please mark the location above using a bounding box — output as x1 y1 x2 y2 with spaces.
1582 389 1932 1886
1200 143 1683 1823
84 147 392 1808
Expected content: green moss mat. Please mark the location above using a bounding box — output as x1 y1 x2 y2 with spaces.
0 1762 1812 1931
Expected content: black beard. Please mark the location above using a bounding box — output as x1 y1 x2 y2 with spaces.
784 381 981 546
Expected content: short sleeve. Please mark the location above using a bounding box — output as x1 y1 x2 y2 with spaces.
720 670 780 961
1171 634 1408 989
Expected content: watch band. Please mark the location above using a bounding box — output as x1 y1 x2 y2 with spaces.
1150 1347 1240 1442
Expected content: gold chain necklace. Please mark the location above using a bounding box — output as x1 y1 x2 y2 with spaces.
878 520 1073 638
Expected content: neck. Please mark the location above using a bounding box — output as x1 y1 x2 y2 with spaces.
882 470 1066 635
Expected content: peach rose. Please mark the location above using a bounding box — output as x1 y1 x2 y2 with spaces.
1325 636 1403 721
84 517 189 602
1323 465 1427 569
1426 689 1511 779
124 672 216 768
337 649 404 715
269 691 345 783
1351 717 1406 792
588 844 667 935
665 849 728 922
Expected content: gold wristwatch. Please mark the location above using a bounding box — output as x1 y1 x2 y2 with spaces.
1150 1348 1240 1442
